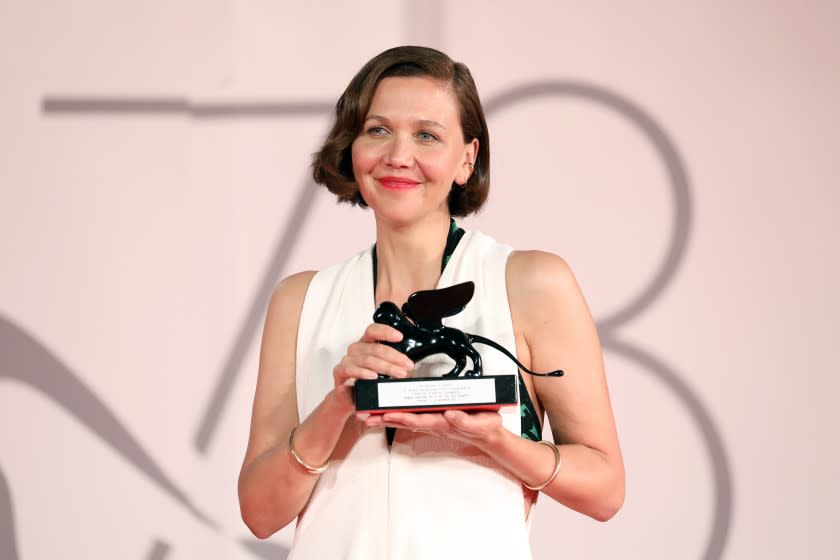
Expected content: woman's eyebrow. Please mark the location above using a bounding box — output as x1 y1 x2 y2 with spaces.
363 115 446 131
364 114 388 122
417 119 446 130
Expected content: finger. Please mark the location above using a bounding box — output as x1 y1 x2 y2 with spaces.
341 355 408 379
347 341 414 371
443 410 502 437
376 420 425 433
445 409 500 426
372 412 415 430
354 354 409 378
333 363 379 384
350 343 414 372
382 412 449 432
360 323 404 343
380 411 415 424
443 409 470 428
364 415 387 428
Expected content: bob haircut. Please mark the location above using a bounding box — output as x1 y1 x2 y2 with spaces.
311 45 490 217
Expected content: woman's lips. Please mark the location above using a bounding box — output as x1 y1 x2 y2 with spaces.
377 176 420 190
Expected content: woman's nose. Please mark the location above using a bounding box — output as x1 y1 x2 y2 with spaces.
384 135 413 167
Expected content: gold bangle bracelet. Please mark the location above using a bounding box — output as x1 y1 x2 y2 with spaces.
523 439 562 491
288 426 329 475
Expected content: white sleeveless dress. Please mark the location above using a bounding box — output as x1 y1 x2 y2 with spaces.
291 230 532 560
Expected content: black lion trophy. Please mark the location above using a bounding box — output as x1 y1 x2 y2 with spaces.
353 281 563 413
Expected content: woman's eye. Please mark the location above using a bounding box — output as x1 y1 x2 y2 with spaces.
417 131 438 142
367 126 388 135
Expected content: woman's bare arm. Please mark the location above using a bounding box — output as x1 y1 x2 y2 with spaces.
238 270 412 538
507 249 624 519
238 271 344 537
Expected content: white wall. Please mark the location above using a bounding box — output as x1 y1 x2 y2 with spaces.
1 1 838 558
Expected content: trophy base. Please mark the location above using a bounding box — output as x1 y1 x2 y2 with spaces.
354 374 517 414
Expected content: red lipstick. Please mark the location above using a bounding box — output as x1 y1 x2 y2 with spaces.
378 176 420 190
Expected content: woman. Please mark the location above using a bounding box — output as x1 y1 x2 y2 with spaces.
238 46 624 559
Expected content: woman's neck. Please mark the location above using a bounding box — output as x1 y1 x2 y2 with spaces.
374 213 452 305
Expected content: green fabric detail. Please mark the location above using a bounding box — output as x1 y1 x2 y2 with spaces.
518 371 542 441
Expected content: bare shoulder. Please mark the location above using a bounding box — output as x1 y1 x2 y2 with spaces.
263 270 318 327
270 270 318 308
506 249 596 361
507 249 582 307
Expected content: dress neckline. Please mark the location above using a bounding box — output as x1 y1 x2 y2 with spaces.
370 219 465 300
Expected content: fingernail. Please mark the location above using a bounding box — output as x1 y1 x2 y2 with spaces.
356 413 370 421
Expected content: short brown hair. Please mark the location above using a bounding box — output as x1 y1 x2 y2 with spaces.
311 46 490 217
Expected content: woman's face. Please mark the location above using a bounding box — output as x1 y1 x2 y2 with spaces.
352 76 477 226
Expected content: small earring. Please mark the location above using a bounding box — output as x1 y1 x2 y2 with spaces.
466 162 474 169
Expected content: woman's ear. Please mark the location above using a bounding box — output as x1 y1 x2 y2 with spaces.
456 138 479 185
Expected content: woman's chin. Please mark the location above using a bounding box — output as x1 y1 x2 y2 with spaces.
371 205 450 229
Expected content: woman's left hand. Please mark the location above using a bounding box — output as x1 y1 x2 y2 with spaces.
360 409 505 449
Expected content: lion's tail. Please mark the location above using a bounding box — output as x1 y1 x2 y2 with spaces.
468 334 564 377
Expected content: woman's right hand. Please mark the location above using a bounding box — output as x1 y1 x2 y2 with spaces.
331 323 415 415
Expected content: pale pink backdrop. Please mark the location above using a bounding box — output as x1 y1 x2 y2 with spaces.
1 1 838 559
